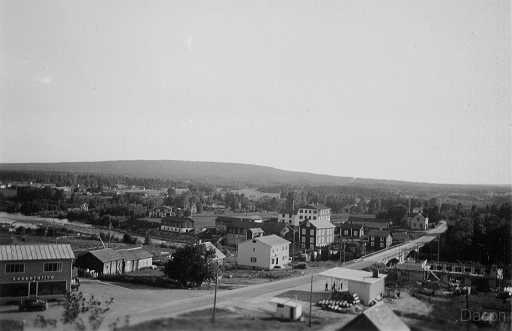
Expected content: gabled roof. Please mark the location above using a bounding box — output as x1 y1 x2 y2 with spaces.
338 222 365 229
255 235 290 247
341 302 410 331
203 242 226 260
248 227 264 233
162 216 194 226
117 247 153 261
366 229 392 238
0 244 75 261
88 248 122 263
303 219 335 229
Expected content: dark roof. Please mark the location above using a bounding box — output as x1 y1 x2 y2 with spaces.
341 303 410 331
338 223 365 229
348 215 379 222
261 221 289 236
162 217 194 226
88 248 122 263
117 247 153 261
0 244 75 261
366 229 392 238
299 203 330 210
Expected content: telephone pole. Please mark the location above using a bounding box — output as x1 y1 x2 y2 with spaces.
211 265 218 323
308 275 313 327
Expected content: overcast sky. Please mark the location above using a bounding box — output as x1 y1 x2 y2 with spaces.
0 0 510 185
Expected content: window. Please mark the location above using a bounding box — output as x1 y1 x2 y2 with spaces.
252 248 255 252
310 229 314 235
343 230 348 236
302 229 306 234
354 230 359 236
44 263 62 272
380 243 384 248
5 263 24 273
250 257 257 263
313 216 317 220
271 258 275 264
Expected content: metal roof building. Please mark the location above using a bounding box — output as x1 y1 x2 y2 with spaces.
0 244 75 303
0 244 75 261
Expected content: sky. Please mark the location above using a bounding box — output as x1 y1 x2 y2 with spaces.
0 0 510 185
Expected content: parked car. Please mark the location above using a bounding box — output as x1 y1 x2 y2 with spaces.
19 298 48 312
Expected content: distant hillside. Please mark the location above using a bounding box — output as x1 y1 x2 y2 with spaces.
0 160 507 193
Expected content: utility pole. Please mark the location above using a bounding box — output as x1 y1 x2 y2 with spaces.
308 275 313 327
437 235 440 264
211 264 218 323
108 220 112 248
339 227 342 263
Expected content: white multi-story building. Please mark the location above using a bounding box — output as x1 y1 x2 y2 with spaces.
237 235 290 270
278 204 331 226
297 204 331 222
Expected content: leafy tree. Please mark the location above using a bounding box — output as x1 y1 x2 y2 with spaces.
60 291 114 331
164 244 216 287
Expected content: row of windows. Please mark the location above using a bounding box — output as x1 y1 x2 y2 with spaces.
5 263 62 274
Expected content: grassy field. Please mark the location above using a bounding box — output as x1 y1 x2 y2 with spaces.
120 306 337 331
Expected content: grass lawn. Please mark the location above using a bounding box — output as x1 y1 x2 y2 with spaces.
120 307 337 331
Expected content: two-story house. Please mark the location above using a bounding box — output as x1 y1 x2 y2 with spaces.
299 219 336 250
407 214 429 230
365 230 393 251
237 235 290 270
0 244 75 303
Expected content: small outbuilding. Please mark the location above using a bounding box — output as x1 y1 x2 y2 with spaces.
319 267 386 305
270 297 302 321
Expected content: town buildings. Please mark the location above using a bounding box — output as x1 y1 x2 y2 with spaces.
160 217 195 233
0 244 75 303
237 235 290 270
366 230 393 250
298 204 331 222
337 223 365 240
277 213 300 226
149 206 175 218
407 214 429 230
299 219 336 250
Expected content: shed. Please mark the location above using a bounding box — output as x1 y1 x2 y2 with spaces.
319 267 386 305
117 247 153 272
339 302 410 331
270 297 302 321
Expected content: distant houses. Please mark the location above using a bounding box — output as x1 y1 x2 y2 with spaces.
160 216 195 233
407 213 429 230
149 206 175 218
237 235 290 270
365 230 393 250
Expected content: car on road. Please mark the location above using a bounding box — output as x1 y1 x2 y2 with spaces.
18 298 48 312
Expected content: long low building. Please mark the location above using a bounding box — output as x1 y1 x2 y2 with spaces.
319 267 387 305
76 247 152 276
0 244 75 303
